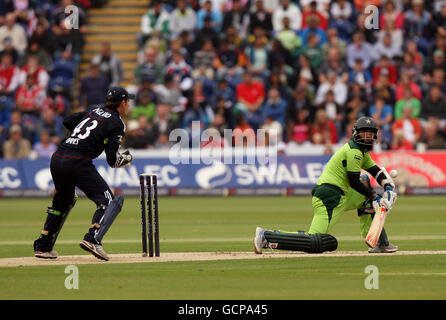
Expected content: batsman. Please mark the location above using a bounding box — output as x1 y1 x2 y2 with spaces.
33 87 135 261
254 117 398 254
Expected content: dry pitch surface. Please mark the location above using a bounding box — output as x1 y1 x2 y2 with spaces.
1 250 446 268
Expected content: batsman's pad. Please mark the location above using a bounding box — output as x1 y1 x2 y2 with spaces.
50 193 78 249
94 195 124 244
264 231 338 253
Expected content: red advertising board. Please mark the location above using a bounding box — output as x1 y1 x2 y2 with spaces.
370 152 446 191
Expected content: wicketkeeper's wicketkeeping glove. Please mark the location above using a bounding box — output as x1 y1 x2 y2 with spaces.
115 150 133 168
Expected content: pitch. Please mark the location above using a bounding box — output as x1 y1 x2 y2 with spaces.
0 196 445 299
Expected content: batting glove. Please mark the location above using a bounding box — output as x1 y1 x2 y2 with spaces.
383 187 397 207
372 194 392 211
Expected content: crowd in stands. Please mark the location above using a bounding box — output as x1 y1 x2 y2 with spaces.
0 0 106 159
126 0 446 152
2 0 446 160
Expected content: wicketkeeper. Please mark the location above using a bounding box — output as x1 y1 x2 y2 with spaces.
33 87 135 261
254 117 398 254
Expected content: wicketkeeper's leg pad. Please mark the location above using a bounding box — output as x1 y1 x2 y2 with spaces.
264 231 338 253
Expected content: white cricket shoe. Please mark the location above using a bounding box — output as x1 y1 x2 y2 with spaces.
80 240 109 261
253 227 268 254
35 250 58 259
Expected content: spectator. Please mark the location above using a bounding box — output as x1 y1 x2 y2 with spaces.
0 13 27 54
420 119 446 150
140 1 171 47
152 103 180 142
380 0 404 30
4 109 36 144
391 129 415 151
434 3 446 37
0 52 20 110
192 39 217 79
310 109 337 145
135 46 165 85
287 107 311 145
262 88 287 126
369 95 393 147
317 89 342 128
377 16 404 57
124 116 155 149
52 0 87 62
245 35 270 81
91 42 123 88
170 0 197 39
29 22 54 56
235 70 265 115
394 87 421 120
15 73 47 116
194 16 220 51
272 0 302 32
392 105 423 146
299 15 327 48
79 62 108 107
260 114 283 144
36 108 64 145
420 85 446 121
249 0 273 36
301 33 323 69
2 124 31 159
315 71 347 106
48 49 76 99
321 28 347 59
18 40 52 70
166 50 193 92
154 74 184 112
404 0 433 54
319 47 348 84
233 113 256 147
301 1 328 30
18 55 49 89
222 0 250 38
196 0 223 31
430 68 446 93
372 32 402 62
346 32 373 69
395 71 422 101
0 37 19 65
423 50 446 87
348 58 373 92
275 16 303 56
399 52 422 85
32 130 56 158
132 90 157 121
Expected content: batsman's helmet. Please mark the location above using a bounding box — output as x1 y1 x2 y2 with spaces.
352 116 378 150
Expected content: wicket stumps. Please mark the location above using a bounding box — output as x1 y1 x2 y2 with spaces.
139 174 160 257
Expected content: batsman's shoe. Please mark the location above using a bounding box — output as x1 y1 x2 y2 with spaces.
368 243 399 253
254 227 268 254
79 240 109 261
35 250 58 259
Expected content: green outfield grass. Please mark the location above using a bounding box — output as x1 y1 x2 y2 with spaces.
0 196 445 299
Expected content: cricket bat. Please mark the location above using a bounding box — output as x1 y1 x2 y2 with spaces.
365 169 398 248
365 205 388 248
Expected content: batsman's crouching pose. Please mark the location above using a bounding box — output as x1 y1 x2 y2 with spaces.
33 87 135 261
254 117 398 254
